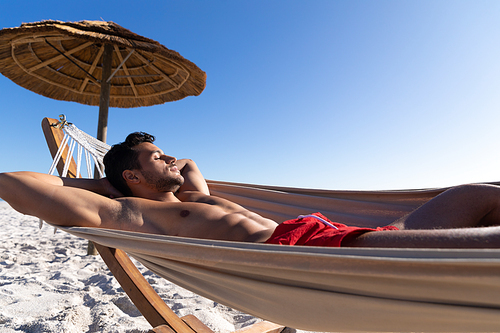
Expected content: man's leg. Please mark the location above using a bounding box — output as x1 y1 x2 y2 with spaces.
390 184 500 230
343 184 500 248
343 225 500 248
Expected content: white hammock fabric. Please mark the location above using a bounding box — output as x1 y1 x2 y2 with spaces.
47 122 500 332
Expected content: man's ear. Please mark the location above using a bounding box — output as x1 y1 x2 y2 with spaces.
122 170 140 184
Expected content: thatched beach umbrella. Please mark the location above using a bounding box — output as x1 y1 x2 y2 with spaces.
0 20 206 143
0 20 206 255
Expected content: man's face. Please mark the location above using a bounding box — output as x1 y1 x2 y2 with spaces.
134 142 184 192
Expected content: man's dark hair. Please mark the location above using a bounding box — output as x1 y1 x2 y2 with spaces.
104 132 155 196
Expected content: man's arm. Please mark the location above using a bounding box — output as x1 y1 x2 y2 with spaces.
175 159 210 196
61 175 123 198
0 171 122 228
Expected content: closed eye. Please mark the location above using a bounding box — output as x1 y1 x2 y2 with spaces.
152 150 163 160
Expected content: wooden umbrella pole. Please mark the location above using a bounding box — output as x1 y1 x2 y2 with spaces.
88 43 114 256
97 43 113 144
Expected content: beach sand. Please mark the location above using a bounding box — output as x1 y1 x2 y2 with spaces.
0 201 315 332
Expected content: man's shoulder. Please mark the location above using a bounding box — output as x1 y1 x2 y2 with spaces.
175 190 211 203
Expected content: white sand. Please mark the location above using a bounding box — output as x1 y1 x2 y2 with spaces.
0 201 302 333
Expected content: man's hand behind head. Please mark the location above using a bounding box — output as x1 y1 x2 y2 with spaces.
99 177 124 198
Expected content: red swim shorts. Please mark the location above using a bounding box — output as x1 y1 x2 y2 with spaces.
265 212 399 247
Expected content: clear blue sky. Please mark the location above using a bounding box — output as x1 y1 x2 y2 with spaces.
1 1 500 190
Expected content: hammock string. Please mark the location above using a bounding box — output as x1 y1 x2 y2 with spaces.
47 133 70 176
47 123 111 178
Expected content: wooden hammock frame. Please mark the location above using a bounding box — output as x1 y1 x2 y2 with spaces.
41 117 286 333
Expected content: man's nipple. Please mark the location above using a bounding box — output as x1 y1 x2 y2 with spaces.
180 210 190 218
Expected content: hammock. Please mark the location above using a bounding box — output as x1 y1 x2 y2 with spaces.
45 117 500 332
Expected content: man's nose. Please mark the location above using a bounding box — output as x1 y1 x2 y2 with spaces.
163 155 177 164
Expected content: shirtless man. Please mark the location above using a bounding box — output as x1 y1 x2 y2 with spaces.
1 132 500 248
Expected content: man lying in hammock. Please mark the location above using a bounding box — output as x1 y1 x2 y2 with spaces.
1 132 500 248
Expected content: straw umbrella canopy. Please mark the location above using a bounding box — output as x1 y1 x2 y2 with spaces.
0 20 206 143
0 20 206 255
